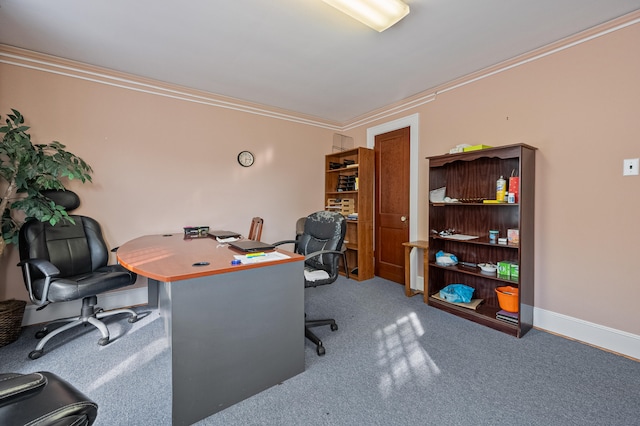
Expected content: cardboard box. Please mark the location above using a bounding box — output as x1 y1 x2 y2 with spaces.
507 229 519 246
509 263 519 281
497 261 511 278
463 144 492 152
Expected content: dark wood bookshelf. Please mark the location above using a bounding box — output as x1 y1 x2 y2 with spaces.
426 144 536 337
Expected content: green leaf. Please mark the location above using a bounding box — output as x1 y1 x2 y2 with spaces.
1 108 93 248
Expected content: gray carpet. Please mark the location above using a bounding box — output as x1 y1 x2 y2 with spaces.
2 276 638 425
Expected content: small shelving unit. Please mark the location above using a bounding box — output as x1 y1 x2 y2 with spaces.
426 144 536 337
325 147 374 281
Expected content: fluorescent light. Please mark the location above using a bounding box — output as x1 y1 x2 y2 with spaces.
323 0 410 32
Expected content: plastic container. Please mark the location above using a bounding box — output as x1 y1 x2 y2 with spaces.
489 230 499 244
478 263 497 273
495 286 519 313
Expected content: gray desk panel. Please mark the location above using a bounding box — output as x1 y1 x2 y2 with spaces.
158 261 304 426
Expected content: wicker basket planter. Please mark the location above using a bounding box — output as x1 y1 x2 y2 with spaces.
0 299 26 347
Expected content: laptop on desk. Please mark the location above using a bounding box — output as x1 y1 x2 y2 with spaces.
208 230 242 239
228 240 276 253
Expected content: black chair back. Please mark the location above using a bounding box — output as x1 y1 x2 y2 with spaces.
19 191 110 280
297 211 346 279
19 216 110 279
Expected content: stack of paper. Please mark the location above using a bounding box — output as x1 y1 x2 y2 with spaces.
233 252 290 264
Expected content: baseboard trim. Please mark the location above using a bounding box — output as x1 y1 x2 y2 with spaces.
534 307 639 361
21 287 149 326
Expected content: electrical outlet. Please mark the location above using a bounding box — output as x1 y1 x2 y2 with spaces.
623 158 639 176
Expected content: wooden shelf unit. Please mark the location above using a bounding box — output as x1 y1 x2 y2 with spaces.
426 144 536 337
325 147 374 281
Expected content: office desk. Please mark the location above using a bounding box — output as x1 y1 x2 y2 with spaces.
117 234 305 426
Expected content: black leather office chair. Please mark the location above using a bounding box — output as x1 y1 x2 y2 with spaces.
18 190 138 360
277 211 346 355
296 216 349 279
0 371 98 425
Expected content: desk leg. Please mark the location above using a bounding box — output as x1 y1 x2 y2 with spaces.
147 278 159 309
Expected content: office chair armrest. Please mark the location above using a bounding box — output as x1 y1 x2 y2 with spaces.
0 372 98 426
18 258 61 277
304 249 343 262
0 372 47 404
17 258 60 306
272 239 298 248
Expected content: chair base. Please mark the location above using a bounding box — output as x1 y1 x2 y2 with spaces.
29 295 138 360
305 318 338 356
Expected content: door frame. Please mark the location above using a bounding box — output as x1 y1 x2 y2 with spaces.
366 113 419 242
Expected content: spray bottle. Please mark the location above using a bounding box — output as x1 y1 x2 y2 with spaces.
496 176 506 202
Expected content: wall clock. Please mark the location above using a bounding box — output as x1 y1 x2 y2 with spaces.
237 150 254 167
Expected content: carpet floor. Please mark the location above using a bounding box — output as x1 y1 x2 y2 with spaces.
1 275 638 425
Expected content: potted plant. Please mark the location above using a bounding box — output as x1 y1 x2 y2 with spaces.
0 108 93 256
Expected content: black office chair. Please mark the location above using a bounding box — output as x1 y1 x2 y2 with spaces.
0 371 98 426
296 216 349 279
277 211 346 356
18 190 138 360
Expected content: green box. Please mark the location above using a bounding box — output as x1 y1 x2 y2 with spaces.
509 262 519 281
497 261 511 278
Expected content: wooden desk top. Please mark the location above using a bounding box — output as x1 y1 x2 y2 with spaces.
117 234 303 282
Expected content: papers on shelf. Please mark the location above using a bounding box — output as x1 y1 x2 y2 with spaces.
441 234 479 240
430 292 483 310
496 309 519 324
234 251 290 264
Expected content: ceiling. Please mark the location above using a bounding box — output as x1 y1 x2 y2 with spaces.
1 0 639 124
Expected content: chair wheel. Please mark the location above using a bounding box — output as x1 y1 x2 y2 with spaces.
35 329 49 339
98 337 110 346
317 345 326 356
330 323 338 331
29 350 43 360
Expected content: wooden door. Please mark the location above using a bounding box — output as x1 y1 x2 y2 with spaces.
375 127 410 284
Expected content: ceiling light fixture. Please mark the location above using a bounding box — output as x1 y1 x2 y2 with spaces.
323 0 410 32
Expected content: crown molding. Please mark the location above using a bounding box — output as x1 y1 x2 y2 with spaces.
2 10 638 132
343 9 640 129
0 44 343 131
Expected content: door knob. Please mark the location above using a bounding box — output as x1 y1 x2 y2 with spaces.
400 216 407 222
